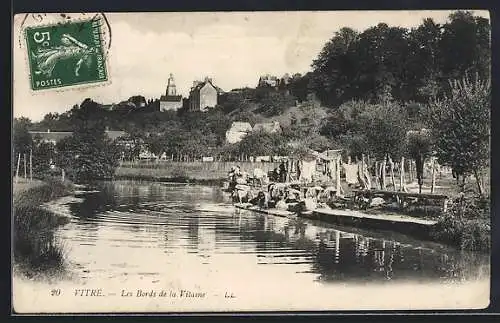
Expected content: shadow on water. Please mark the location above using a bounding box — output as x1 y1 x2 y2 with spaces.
235 212 489 284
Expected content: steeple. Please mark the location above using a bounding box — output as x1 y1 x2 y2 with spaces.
166 73 177 96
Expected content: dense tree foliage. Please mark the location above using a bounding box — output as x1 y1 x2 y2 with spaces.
13 118 33 157
427 74 490 196
309 11 490 106
55 100 121 182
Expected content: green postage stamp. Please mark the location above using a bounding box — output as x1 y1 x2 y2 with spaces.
25 18 108 91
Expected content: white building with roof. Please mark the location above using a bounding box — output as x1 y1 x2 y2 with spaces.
225 121 253 144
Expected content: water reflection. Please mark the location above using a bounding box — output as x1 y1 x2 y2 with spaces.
51 180 488 286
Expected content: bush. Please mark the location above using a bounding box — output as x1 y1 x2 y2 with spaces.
430 196 490 252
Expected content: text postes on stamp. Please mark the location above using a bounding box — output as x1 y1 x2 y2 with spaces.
25 18 108 91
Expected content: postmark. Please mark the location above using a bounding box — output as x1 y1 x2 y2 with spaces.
24 17 109 91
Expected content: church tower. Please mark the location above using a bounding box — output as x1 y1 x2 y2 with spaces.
160 73 183 111
166 73 177 96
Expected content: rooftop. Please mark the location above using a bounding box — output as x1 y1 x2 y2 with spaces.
160 95 182 102
228 121 253 133
253 121 281 133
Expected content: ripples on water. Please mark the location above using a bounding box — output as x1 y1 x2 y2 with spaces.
49 180 488 286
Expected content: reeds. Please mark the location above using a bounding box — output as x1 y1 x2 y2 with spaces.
13 178 73 277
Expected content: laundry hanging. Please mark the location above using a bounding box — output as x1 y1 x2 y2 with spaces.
343 164 359 185
300 160 316 183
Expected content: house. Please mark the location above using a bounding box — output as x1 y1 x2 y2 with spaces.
29 130 72 145
280 73 291 86
128 95 147 108
225 121 253 144
113 101 136 113
258 74 279 87
160 73 183 111
29 130 126 145
188 77 220 112
252 121 281 134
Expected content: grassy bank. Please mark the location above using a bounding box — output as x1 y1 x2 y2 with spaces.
13 177 74 278
115 165 227 184
116 161 281 182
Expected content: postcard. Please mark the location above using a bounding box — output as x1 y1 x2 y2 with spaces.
12 11 491 313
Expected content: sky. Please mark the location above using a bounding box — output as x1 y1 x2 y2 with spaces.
13 10 489 121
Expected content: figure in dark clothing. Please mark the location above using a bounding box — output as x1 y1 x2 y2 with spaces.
279 162 287 183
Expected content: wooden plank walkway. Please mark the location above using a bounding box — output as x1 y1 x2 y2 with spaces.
312 207 437 240
314 208 437 225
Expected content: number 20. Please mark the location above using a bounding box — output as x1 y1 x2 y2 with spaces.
50 289 61 296
33 31 50 47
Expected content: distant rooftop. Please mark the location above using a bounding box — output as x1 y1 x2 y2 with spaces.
228 121 253 133
253 121 281 133
160 95 182 102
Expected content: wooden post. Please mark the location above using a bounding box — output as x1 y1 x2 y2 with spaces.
15 153 21 184
23 153 27 179
29 149 33 181
379 162 383 190
358 156 366 189
408 159 413 183
286 160 291 183
61 168 65 182
381 156 387 190
431 157 436 194
336 156 341 196
389 155 396 191
399 156 405 192
359 155 364 189
362 154 371 189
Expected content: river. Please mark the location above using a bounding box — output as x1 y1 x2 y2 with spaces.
13 180 490 313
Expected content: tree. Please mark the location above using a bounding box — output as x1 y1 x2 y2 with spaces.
439 11 491 82
13 118 33 158
31 140 56 176
56 128 121 182
428 74 490 197
407 18 443 101
237 131 287 157
56 100 120 182
406 129 433 193
311 27 360 106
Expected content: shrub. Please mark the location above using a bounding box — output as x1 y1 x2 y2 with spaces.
430 196 490 252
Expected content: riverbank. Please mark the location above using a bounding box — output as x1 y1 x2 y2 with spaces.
13 177 75 277
115 161 281 184
114 166 226 185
